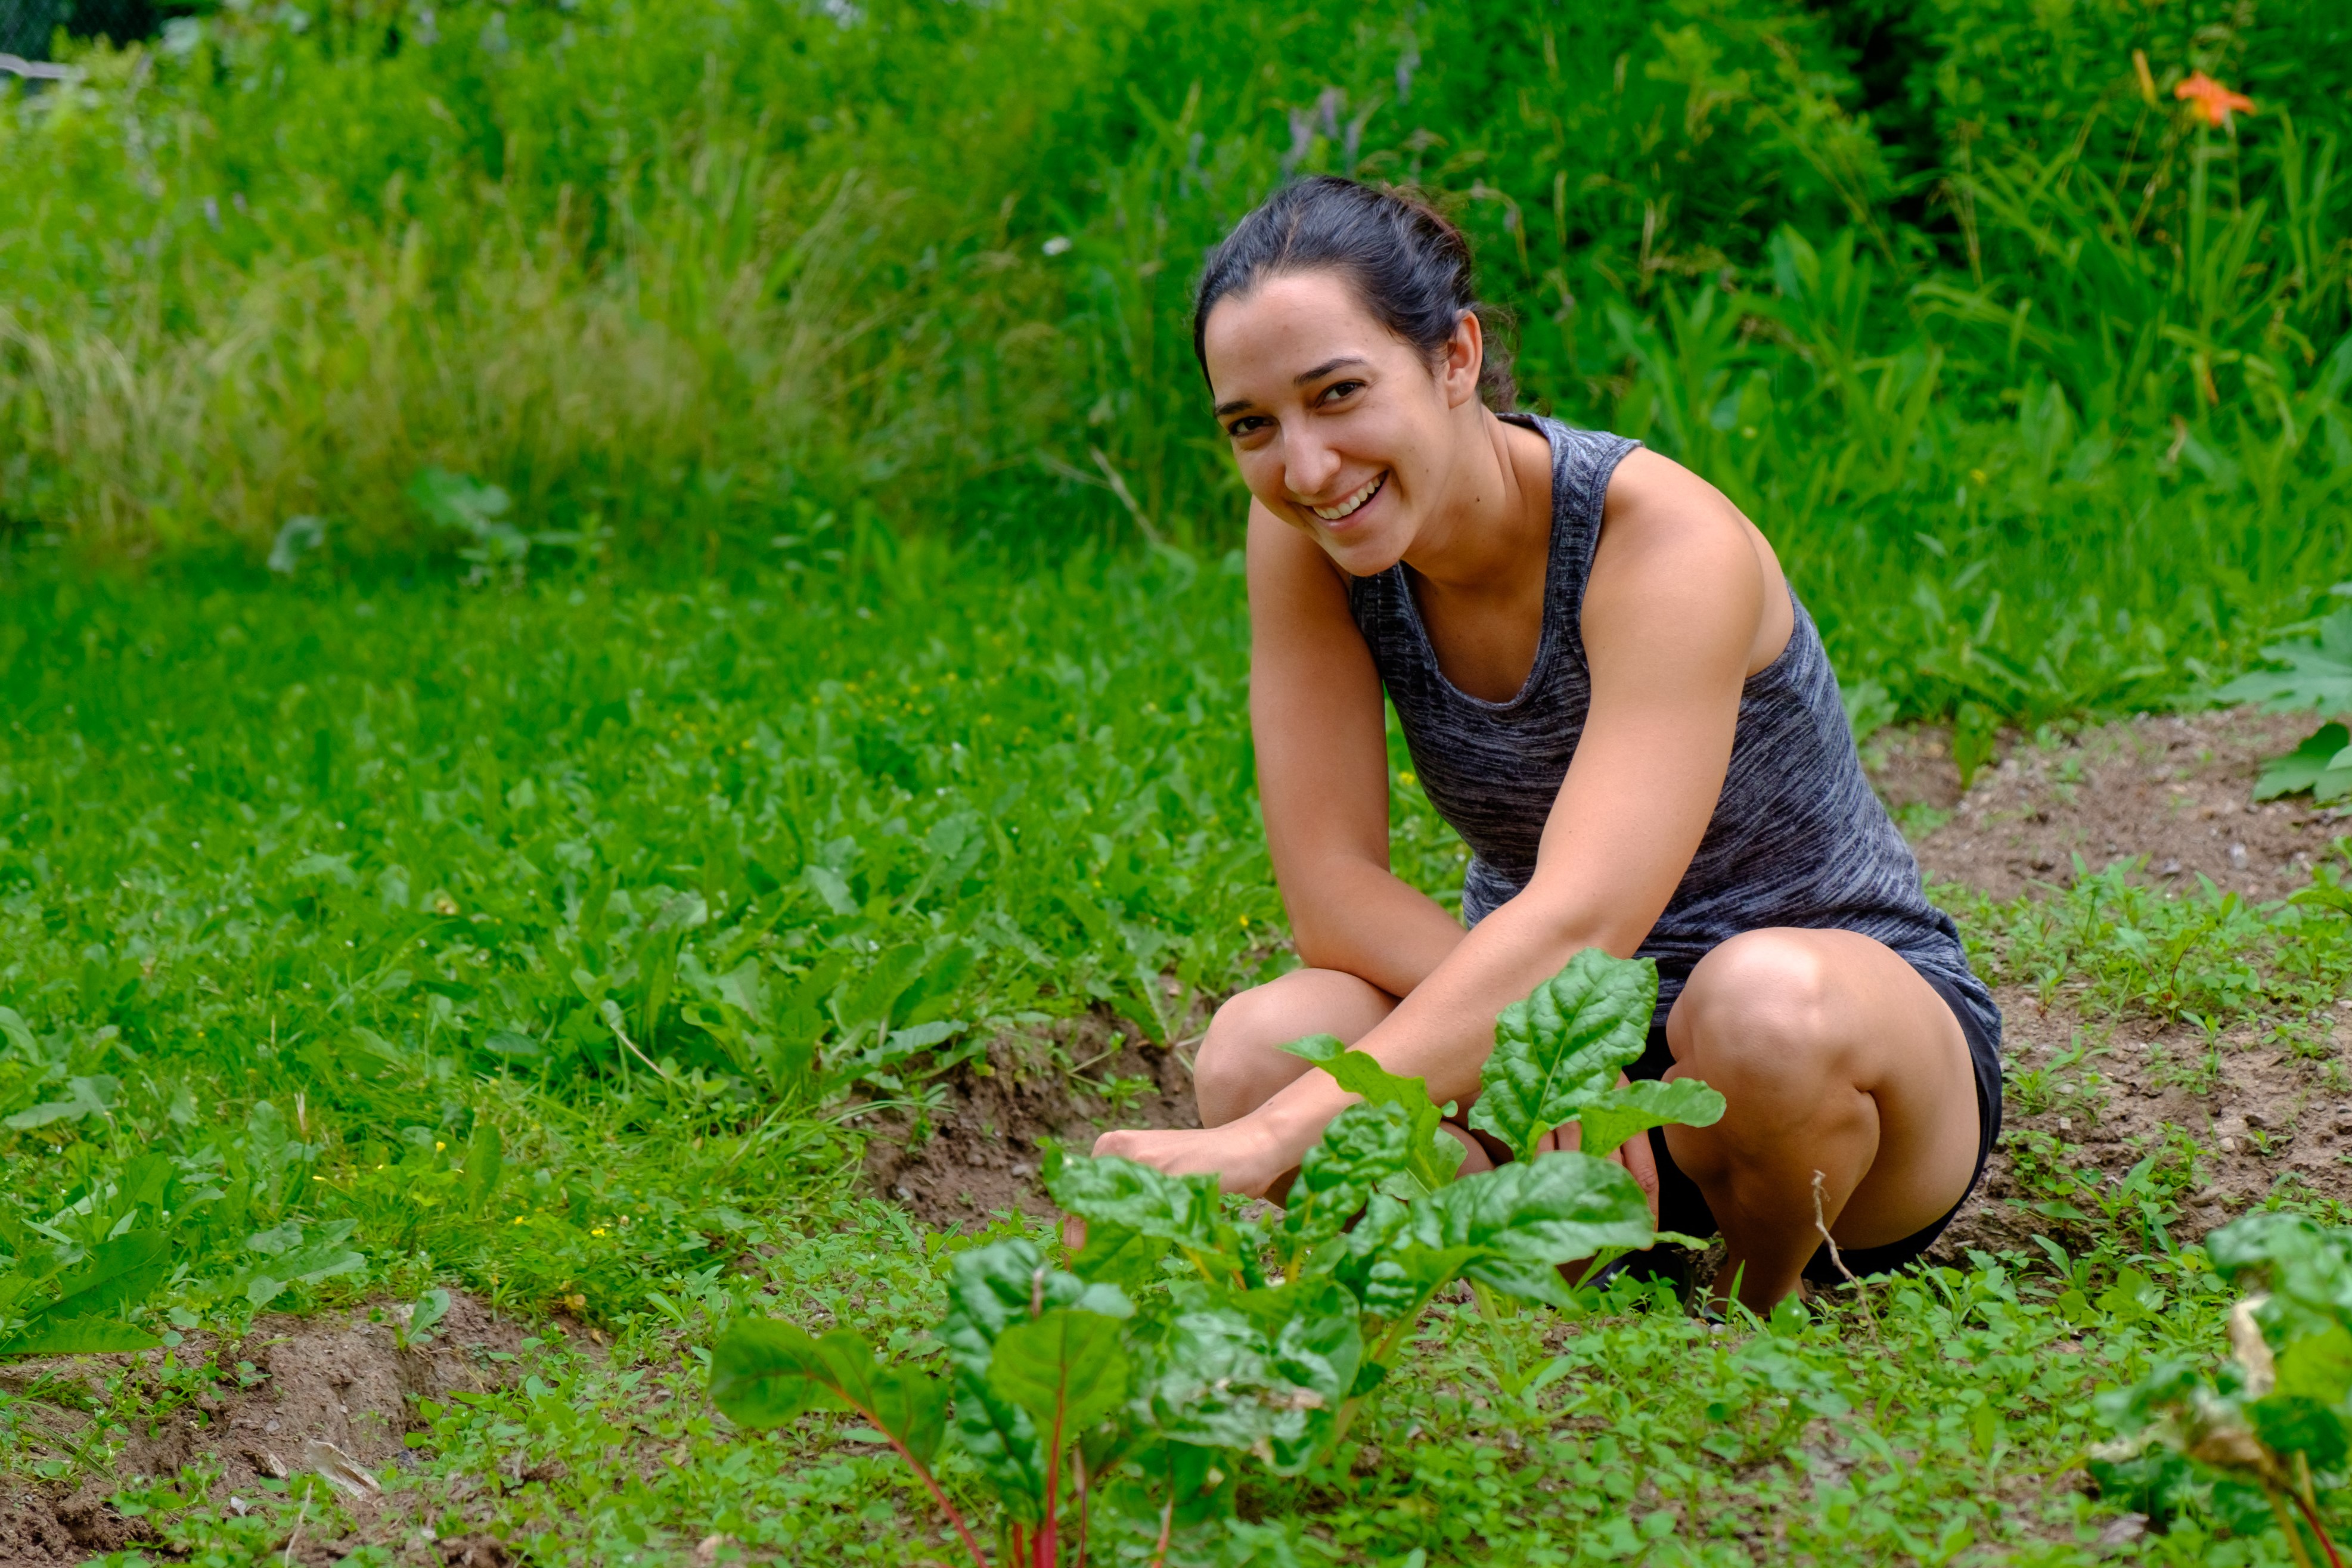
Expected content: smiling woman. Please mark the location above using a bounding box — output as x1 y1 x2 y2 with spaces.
1093 176 2007 1312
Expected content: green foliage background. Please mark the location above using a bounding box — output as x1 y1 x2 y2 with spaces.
3 0 2351 729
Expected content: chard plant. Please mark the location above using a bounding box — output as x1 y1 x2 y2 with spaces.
709 949 1722 1566
2095 1212 2352 1567
2217 605 2352 805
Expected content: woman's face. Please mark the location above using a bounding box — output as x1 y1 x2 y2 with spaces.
1201 269 1482 576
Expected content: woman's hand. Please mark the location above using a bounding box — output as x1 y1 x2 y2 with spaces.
1090 1118 1297 1199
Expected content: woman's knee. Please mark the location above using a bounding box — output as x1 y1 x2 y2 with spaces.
1195 968 1394 1125
1668 932 1847 1094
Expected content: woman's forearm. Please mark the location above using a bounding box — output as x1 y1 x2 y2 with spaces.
1284 858 1467 998
1254 889 1624 1160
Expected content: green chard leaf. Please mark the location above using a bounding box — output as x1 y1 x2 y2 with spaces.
986 1308 1131 1437
708 1319 947 1465
1044 1147 1254 1280
938 1238 1130 1516
1279 1101 1413 1260
1572 1077 1726 1163
1280 1034 1463 1194
1149 1278 1361 1474
1407 1156 1656 1306
1469 950 1656 1162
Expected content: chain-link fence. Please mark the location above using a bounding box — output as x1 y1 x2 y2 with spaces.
3 0 167 62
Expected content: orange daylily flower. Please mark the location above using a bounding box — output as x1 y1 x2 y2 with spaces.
2174 71 2255 128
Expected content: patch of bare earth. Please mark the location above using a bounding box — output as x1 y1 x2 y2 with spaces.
1879 706 2339 902
1935 986 2352 1261
860 1006 1205 1229
1877 706 2352 1260
0 1292 532 1566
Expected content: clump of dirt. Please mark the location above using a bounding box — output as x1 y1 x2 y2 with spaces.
0 1291 529 1565
1935 985 2352 1262
860 1007 1205 1228
1884 707 2341 902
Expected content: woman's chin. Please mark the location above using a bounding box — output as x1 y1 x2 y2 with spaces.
1315 518 1408 577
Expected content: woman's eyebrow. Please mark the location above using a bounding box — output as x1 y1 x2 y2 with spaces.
1214 395 1255 418
1294 356 1370 385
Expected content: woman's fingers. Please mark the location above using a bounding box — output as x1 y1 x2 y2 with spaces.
1617 1129 1661 1225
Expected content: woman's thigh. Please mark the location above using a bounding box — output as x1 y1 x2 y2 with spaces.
1661 928 1983 1250
1194 967 1399 1128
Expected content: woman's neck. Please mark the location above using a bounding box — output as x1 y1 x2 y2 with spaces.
1400 409 1552 598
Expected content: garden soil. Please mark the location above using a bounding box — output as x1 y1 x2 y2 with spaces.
0 1292 532 1565
874 705 2352 1252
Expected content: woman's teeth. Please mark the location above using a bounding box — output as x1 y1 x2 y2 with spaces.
1312 471 1385 521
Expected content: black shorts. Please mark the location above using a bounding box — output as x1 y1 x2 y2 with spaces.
1632 967 2004 1284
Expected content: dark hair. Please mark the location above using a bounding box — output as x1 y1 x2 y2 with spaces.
1191 175 1516 411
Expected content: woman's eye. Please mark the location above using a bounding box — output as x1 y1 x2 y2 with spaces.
1318 380 1365 404
1226 415 1270 438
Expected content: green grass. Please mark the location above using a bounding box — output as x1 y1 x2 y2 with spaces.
0 557 2348 1565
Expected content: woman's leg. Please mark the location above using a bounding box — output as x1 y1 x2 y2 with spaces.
1661 929 1982 1311
1195 967 1400 1127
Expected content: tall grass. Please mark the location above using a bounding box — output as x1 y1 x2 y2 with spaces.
1 0 2349 724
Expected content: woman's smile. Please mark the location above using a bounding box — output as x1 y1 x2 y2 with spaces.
1304 470 1387 525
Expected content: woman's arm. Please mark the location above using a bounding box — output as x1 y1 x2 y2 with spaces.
1102 454 1773 1190
1247 504 1466 998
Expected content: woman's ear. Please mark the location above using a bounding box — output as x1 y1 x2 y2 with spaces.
1439 311 1484 409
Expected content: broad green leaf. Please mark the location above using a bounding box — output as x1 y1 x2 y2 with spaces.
709 1319 946 1464
1572 1078 1727 1163
1411 1156 1655 1291
1150 1283 1360 1474
461 1120 504 1211
44 1232 171 1323
2251 722 2352 802
1067 1221 1170 1293
1280 1101 1411 1258
0 1317 163 1358
2249 1393 2351 1471
2215 608 2352 714
1042 1150 1246 1272
0 1008 33 1057
986 1308 1130 1436
1280 1035 1463 1194
708 1318 831 1427
2276 1324 2352 1406
1469 951 1656 1161
939 1239 1128 1517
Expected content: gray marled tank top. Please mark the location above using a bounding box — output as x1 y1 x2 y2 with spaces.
1347 414 1994 1032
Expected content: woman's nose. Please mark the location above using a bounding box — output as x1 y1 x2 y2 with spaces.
1283 436 1341 500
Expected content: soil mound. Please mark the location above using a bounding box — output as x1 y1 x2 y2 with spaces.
0 1291 526 1564
860 1008 1203 1229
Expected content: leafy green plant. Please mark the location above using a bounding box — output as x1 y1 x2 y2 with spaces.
2095 1212 2352 1565
708 949 1720 1563
0 1230 171 1358
2218 606 2352 803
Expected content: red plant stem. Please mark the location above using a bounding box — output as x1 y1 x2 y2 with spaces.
1147 1474 1174 1568
883 1436 993 1568
1036 1414 1062 1568
2291 1489 2347 1568
1073 1450 1090 1568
